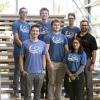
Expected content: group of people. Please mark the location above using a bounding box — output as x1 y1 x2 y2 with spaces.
12 7 98 100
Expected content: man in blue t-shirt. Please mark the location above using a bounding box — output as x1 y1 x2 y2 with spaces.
37 7 51 98
12 7 30 97
45 19 68 100
20 24 46 100
62 13 80 97
62 13 80 49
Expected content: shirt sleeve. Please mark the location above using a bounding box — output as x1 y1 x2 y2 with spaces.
12 22 18 33
90 36 98 50
42 44 46 55
64 36 68 45
44 34 51 44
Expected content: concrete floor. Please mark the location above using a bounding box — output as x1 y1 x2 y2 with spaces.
1 94 69 100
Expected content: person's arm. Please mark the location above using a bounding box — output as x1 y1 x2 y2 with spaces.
12 22 22 47
13 33 22 47
89 50 96 71
64 44 69 52
19 54 24 73
42 54 46 69
19 43 27 75
46 44 52 64
75 65 84 76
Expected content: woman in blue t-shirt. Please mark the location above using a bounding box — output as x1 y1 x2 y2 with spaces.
64 36 87 100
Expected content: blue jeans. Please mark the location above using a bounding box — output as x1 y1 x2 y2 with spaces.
24 73 44 100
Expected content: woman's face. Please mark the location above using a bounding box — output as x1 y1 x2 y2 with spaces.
72 39 80 51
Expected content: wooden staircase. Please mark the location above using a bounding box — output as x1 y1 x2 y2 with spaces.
0 14 100 100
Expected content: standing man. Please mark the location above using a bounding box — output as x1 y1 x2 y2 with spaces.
62 13 80 49
45 19 69 100
78 20 98 100
62 13 80 97
38 7 51 99
12 7 30 97
19 24 46 100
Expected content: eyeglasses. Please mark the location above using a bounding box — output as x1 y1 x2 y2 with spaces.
20 11 28 13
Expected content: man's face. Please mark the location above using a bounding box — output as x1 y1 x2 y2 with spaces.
19 8 28 20
80 21 89 32
30 27 40 39
68 15 75 26
40 10 49 20
52 22 60 32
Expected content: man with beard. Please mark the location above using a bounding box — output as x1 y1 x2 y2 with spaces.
77 20 98 100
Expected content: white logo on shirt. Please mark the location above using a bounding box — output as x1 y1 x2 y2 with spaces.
68 54 78 62
20 25 29 33
29 45 43 54
65 31 74 38
52 36 64 44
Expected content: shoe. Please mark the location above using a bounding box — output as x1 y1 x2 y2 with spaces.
64 93 69 98
40 94 44 99
14 93 19 98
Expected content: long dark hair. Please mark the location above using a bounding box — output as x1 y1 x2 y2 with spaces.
71 36 84 54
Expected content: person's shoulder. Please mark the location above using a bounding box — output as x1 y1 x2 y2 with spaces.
12 20 19 25
87 33 96 39
39 40 45 44
23 39 29 44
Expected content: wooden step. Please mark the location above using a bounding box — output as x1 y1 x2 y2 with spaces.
1 80 13 85
93 87 100 92
0 41 13 44
0 72 14 76
0 58 14 63
0 65 14 69
0 52 13 56
1 89 14 93
0 46 13 50
0 36 11 39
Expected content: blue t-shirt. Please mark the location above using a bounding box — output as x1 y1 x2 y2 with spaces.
45 33 68 62
38 21 51 41
62 26 80 48
12 20 30 54
65 51 87 72
20 40 46 74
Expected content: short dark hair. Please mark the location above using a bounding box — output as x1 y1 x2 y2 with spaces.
80 19 89 25
30 24 40 31
19 7 27 14
40 7 49 14
68 13 75 19
71 36 84 54
51 19 60 26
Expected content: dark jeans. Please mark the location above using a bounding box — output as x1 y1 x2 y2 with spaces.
66 72 84 100
13 53 25 95
64 73 69 96
24 73 44 100
41 68 48 97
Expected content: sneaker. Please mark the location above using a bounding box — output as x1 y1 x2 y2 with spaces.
14 93 19 98
40 94 44 99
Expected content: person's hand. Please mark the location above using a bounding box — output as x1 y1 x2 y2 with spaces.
88 64 94 71
20 70 27 76
69 74 76 80
47 62 53 70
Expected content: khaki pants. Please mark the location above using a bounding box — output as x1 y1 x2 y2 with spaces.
48 62 66 100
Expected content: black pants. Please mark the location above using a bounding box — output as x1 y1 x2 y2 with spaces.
65 72 84 100
41 68 48 96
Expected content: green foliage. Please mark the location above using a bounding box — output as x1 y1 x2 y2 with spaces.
0 1 10 13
